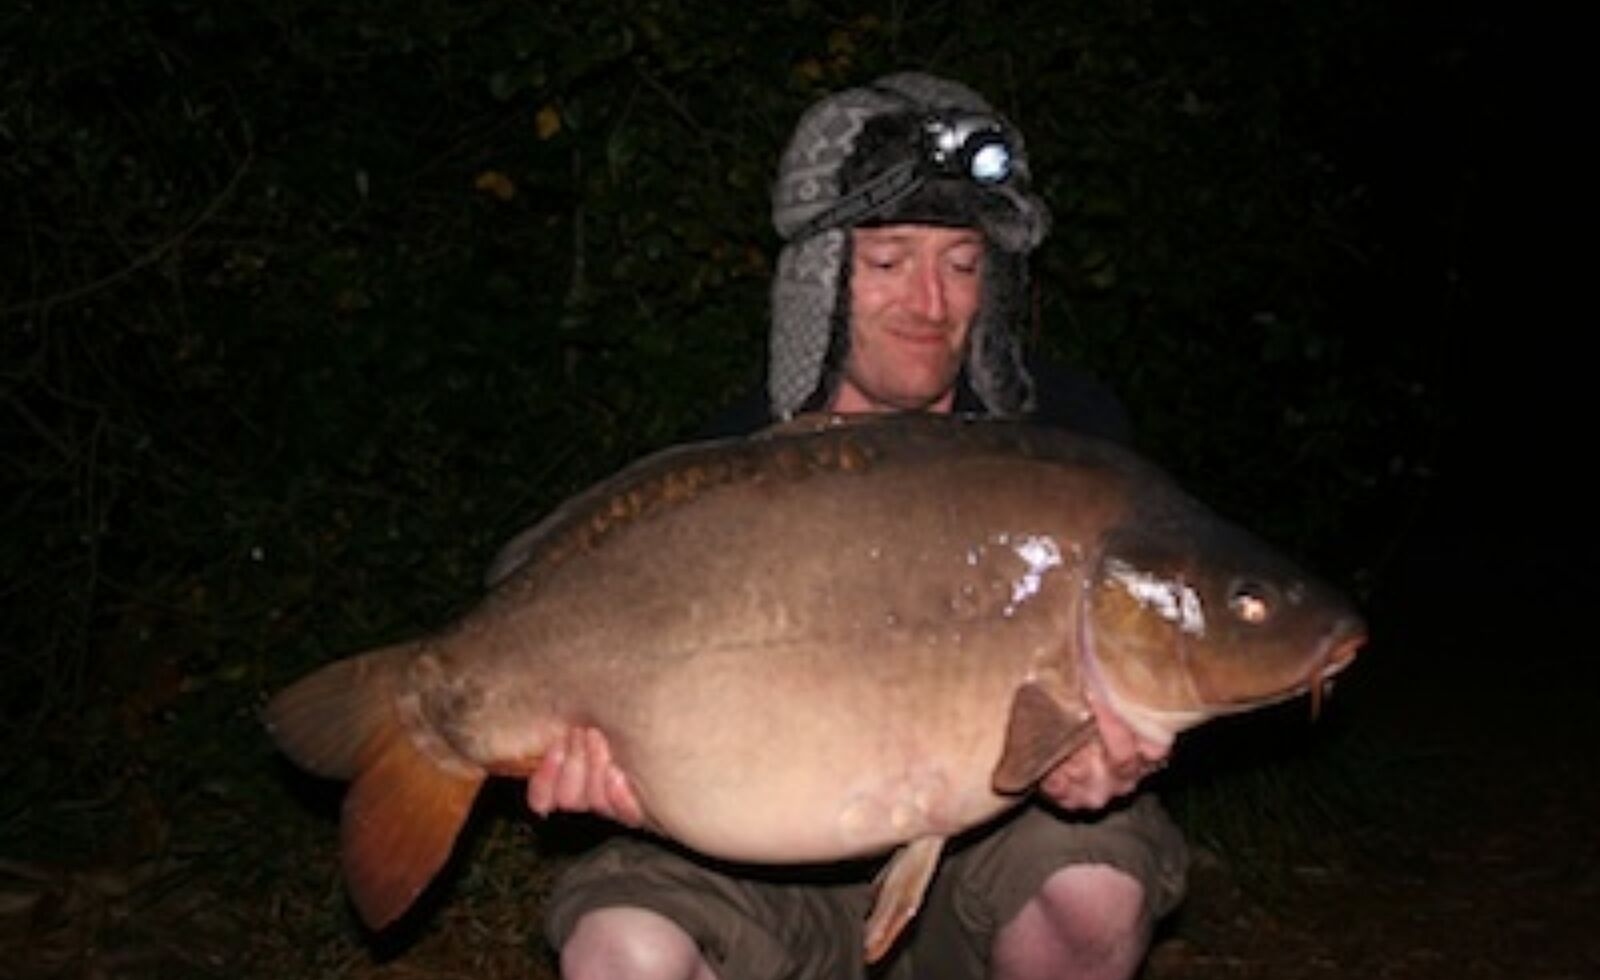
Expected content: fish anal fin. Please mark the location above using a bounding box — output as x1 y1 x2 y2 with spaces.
992 680 1097 794
341 719 484 930
864 836 946 963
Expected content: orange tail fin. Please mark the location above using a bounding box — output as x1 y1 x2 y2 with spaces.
263 643 485 929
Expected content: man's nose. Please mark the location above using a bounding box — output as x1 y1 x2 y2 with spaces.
905 259 947 321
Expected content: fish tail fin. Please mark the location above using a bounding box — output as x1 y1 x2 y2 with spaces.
263 642 485 930
339 706 483 929
263 643 412 780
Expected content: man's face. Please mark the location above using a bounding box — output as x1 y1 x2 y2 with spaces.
833 224 985 414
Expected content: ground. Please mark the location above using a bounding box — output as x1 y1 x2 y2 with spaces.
1143 656 1599 980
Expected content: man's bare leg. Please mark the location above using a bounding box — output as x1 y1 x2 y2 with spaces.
991 864 1149 980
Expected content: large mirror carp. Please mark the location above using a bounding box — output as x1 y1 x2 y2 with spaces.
265 413 1365 960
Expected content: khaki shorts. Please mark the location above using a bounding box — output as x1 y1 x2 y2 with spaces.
543 794 1188 980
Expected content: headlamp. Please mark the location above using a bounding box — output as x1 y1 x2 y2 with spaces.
788 109 1020 240
922 113 1014 185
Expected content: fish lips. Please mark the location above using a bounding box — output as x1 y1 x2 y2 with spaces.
1185 606 1367 716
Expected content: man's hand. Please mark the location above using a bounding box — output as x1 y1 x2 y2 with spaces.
526 727 646 828
1038 694 1170 810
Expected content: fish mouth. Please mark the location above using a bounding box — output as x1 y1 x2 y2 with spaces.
1208 616 1367 719
1076 613 1369 742
1307 618 1366 719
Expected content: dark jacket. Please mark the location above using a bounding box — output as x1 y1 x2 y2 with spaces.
695 355 1133 445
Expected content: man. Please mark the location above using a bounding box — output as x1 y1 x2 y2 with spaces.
510 72 1189 980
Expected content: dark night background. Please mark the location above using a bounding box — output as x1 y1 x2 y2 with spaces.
2 1 1592 977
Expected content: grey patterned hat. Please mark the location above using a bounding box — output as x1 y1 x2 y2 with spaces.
768 72 1051 419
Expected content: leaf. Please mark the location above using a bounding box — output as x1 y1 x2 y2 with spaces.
536 103 562 140
473 170 517 202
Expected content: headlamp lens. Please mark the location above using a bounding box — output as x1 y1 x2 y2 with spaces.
967 139 1011 184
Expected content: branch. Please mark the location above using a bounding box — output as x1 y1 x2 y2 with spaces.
0 150 254 320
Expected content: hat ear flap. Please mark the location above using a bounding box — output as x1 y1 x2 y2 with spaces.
768 229 848 419
805 235 856 413
966 247 1036 417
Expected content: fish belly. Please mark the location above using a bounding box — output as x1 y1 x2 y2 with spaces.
598 626 1055 862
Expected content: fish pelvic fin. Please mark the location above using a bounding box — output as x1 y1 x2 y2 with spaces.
991 680 1098 794
263 642 485 930
864 835 946 963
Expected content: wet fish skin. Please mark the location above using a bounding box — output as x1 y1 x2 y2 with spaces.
264 413 1365 956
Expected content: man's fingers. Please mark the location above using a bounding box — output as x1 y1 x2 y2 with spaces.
1038 736 1152 810
581 728 617 819
583 727 646 826
525 725 644 826
606 769 645 827
554 728 590 809
527 742 566 815
1045 756 1091 794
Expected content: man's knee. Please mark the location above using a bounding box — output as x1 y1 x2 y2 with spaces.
560 907 718 980
1037 863 1149 945
992 864 1150 980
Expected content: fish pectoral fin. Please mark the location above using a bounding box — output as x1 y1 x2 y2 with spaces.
864 836 946 963
992 680 1097 794
341 721 484 930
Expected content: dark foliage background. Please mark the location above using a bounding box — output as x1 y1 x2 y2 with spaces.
1 0 1587 976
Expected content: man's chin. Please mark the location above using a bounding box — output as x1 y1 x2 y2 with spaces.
836 362 963 414
879 388 957 413
880 367 963 410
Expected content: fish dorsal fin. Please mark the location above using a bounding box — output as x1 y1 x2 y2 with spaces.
992 680 1097 794
758 412 843 438
864 835 946 963
758 409 983 440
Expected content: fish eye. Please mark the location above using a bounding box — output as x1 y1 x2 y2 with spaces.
1227 581 1274 625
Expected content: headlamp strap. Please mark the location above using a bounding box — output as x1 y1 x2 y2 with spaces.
789 158 924 241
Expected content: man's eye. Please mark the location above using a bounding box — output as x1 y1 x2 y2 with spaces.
945 246 982 273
